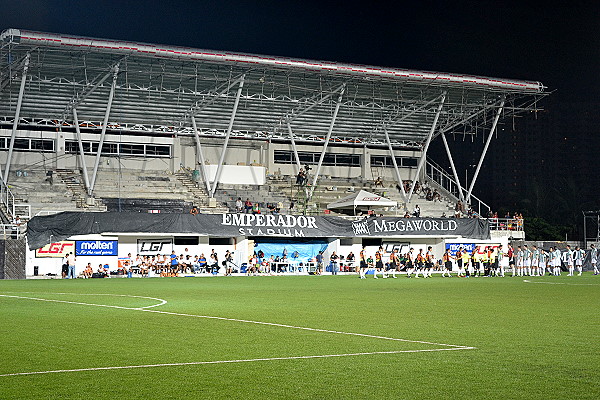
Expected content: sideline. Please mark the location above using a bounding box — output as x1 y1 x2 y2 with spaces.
522 279 600 286
0 347 475 377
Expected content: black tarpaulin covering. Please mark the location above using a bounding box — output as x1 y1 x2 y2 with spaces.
26 212 490 250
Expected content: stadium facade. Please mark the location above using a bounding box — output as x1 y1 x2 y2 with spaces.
0 29 545 277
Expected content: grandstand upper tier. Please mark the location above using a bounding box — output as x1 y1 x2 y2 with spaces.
0 28 546 147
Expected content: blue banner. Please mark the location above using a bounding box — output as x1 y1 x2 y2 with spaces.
76 240 118 256
445 243 476 256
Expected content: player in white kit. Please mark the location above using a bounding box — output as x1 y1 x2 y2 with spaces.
590 244 598 275
553 247 562 276
562 245 574 276
574 246 585 276
497 244 508 277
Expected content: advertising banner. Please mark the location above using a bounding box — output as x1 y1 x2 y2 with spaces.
27 212 490 250
75 240 118 256
137 238 173 254
445 243 501 256
35 241 75 258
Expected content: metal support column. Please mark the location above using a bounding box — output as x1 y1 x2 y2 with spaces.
72 108 91 193
3 54 30 182
466 99 505 203
286 122 303 174
441 132 465 202
191 115 212 195
309 86 345 199
583 211 587 249
89 65 119 196
383 127 407 201
407 92 446 203
209 75 245 197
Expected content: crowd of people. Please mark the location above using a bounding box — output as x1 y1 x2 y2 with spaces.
352 243 599 279
398 180 442 203
61 242 599 279
232 197 285 215
122 249 237 277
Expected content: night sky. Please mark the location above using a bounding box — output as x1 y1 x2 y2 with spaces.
3 1 600 233
4 1 598 100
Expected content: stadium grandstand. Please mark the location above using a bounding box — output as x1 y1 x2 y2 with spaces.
0 28 546 278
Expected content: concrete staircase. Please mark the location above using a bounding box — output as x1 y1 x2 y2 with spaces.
172 172 229 214
266 175 455 217
55 169 107 212
7 169 84 217
213 178 293 214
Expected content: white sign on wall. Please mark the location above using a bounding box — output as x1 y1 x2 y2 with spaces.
137 238 173 254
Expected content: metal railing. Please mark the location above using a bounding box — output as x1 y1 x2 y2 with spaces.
0 178 31 220
487 217 524 231
0 224 23 239
0 179 16 219
425 159 490 216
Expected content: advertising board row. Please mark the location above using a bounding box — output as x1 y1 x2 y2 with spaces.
35 239 175 258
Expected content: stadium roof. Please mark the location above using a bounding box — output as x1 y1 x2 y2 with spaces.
0 28 546 148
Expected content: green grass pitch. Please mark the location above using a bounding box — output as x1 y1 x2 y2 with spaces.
1 274 599 399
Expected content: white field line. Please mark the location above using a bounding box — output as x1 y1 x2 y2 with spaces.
0 292 167 309
0 292 476 377
0 347 475 377
523 279 600 286
0 293 470 349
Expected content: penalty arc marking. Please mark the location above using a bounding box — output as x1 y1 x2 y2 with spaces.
0 292 476 377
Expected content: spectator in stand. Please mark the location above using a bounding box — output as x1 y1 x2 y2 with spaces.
67 252 76 279
198 254 207 273
170 251 178 274
296 169 306 186
346 251 355 272
456 200 464 214
235 197 243 213
404 212 411 218
83 263 93 279
315 251 324 275
45 170 54 185
61 253 69 279
252 202 260 215
190 206 199 216
330 251 339 275
374 176 384 187
244 198 252 214
432 189 441 202
414 181 421 195
413 205 421 217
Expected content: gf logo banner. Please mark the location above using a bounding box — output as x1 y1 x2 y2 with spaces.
137 238 173 254
35 241 75 258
